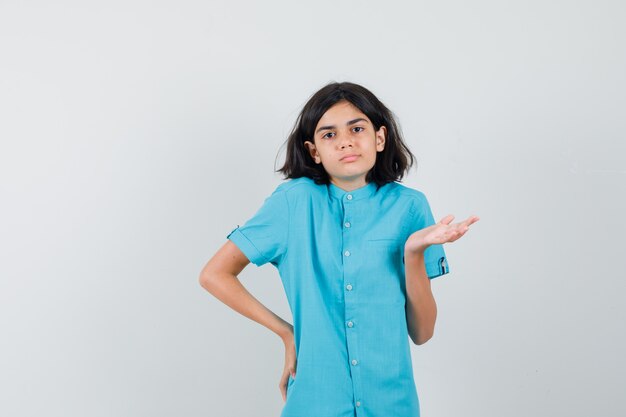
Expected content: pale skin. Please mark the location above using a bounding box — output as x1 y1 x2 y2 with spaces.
199 99 479 401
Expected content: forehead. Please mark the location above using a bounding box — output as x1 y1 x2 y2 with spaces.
316 100 371 126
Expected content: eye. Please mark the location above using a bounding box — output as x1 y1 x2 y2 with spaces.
352 126 364 133
322 132 335 139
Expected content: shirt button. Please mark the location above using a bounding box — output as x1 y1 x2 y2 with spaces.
347 321 354 328
346 284 353 291
351 359 358 366
356 401 361 407
344 221 351 228
346 194 353 200
344 250 351 257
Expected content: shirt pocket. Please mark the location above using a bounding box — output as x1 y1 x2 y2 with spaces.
365 237 402 253
362 238 406 304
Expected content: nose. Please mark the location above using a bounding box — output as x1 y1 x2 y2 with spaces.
338 132 353 149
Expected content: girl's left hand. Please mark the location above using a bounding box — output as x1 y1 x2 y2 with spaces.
405 214 480 255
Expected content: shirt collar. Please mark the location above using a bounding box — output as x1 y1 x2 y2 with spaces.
327 180 379 202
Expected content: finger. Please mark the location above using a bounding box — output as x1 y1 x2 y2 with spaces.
448 223 473 241
439 214 455 225
449 228 466 242
450 220 469 230
466 215 480 226
458 216 479 229
442 224 466 240
279 375 288 402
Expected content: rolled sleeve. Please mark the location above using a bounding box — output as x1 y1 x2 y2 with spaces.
226 185 289 268
408 192 450 279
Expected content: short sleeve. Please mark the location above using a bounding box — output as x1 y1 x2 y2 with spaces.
408 192 450 279
226 186 289 268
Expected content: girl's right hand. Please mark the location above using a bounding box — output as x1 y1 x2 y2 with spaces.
279 331 297 402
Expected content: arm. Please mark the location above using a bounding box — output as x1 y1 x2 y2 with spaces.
404 249 437 345
198 240 293 342
199 240 298 401
404 213 480 345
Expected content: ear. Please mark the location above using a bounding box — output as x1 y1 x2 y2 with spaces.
375 126 387 152
303 140 322 164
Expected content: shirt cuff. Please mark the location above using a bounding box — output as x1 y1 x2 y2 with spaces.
425 256 450 279
226 226 267 266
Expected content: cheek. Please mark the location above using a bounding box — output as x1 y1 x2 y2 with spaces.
363 147 379 161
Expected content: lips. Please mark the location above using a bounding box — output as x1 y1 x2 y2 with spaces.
340 154 359 162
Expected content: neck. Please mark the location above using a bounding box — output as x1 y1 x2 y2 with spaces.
329 176 367 192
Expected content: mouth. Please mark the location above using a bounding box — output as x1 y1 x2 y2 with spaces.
340 154 360 162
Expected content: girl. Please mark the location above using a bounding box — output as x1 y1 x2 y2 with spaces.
200 81 479 417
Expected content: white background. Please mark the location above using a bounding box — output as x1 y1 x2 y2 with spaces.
1 1 625 416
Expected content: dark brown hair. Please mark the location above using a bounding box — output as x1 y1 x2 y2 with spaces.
275 81 416 188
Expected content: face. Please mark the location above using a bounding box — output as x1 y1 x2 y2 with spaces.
304 100 386 190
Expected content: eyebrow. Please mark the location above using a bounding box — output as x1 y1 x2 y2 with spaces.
315 118 368 135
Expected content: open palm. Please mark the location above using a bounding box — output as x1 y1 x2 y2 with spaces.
405 214 480 254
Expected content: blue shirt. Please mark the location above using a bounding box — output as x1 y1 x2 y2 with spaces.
226 176 449 417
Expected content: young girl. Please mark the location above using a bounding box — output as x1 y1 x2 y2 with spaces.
200 81 479 417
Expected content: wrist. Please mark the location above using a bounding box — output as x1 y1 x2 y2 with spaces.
404 245 427 258
404 229 431 256
278 322 294 343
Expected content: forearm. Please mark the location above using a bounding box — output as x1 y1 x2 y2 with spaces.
200 272 293 342
404 250 437 345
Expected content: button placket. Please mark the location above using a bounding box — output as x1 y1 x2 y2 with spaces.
340 192 364 413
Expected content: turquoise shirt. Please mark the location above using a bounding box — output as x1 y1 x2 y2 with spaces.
226 176 449 417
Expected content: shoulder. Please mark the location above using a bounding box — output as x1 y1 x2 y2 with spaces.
382 181 427 201
272 176 323 198
383 182 431 213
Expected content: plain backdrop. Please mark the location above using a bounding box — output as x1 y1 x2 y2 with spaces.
1 1 625 416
